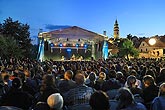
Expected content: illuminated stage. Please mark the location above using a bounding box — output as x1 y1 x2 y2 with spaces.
37 26 106 61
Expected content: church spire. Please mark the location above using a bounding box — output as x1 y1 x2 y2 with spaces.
114 19 119 39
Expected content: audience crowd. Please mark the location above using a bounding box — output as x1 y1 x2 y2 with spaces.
0 57 165 110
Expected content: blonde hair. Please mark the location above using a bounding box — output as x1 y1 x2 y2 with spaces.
99 72 106 80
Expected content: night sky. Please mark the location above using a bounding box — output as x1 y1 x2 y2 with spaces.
0 0 165 44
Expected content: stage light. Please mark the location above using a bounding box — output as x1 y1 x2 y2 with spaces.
63 43 66 46
67 48 71 52
48 40 51 44
76 44 79 47
84 44 87 48
81 44 84 47
51 43 54 47
59 43 63 47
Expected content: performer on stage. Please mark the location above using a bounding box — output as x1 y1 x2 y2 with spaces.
71 54 76 60
61 56 65 61
78 56 83 61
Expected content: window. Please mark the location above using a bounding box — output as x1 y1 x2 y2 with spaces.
143 43 144 46
141 49 142 52
146 48 147 52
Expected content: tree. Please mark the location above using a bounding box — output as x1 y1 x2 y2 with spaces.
118 39 139 60
0 35 23 58
0 17 32 58
127 34 133 40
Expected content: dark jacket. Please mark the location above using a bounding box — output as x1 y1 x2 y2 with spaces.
1 88 33 110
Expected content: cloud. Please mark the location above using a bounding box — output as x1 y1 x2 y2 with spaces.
45 24 71 30
137 33 145 36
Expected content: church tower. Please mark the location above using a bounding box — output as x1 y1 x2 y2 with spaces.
114 19 119 39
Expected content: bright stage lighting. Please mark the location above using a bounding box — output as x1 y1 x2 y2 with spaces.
59 43 63 47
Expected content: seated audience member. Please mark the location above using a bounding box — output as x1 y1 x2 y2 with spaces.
142 75 159 109
47 93 64 110
0 77 33 110
126 75 142 95
64 73 95 106
85 72 97 88
116 71 125 86
33 102 50 110
125 70 142 89
101 70 121 92
36 74 60 103
95 72 106 90
157 68 165 85
151 82 165 110
116 87 146 110
89 91 110 110
58 70 76 94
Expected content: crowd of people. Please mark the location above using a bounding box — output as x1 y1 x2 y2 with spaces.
0 57 164 110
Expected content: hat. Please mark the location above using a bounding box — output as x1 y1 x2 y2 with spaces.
47 93 63 110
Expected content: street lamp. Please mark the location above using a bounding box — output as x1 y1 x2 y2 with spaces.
148 38 157 58
148 38 156 46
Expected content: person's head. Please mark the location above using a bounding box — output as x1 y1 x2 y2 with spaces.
88 72 97 82
127 75 137 88
24 68 31 78
34 102 50 110
99 72 106 80
116 71 123 79
145 69 156 79
74 73 85 85
3 74 10 82
64 70 74 80
160 68 165 76
12 77 22 89
89 91 110 110
108 70 116 78
143 75 156 88
158 83 165 96
42 74 55 86
47 93 63 110
130 70 137 76
117 87 135 108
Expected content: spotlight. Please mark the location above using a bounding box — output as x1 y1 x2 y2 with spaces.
76 44 79 47
59 43 63 47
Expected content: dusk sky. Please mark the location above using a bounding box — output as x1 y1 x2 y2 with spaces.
0 0 165 43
